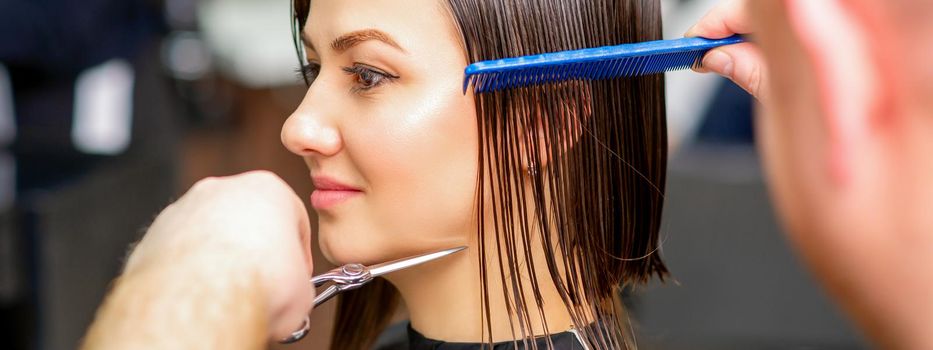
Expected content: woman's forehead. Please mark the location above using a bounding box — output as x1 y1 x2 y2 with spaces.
303 0 456 55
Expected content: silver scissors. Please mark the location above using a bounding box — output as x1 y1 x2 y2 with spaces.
279 246 467 343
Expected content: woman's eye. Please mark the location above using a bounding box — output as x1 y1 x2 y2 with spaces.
341 64 399 93
295 63 321 85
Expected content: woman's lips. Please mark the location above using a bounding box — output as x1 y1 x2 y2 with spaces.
310 176 362 209
310 190 361 209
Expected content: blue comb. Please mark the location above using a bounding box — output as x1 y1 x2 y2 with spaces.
463 35 745 94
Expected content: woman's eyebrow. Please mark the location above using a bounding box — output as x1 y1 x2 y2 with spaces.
332 29 406 54
300 29 406 55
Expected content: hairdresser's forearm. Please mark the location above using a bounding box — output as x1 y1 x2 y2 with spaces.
81 253 268 350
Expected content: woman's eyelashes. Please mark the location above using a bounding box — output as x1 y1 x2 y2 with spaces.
341 64 400 94
296 62 399 95
296 62 321 84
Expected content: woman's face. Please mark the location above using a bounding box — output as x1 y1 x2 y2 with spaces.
282 0 477 265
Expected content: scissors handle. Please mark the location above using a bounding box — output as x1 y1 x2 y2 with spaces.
313 285 342 307
310 263 374 307
312 263 372 287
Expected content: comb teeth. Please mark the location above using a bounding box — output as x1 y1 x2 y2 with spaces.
463 35 744 94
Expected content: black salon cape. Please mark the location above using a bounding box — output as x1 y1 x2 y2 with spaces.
374 322 588 350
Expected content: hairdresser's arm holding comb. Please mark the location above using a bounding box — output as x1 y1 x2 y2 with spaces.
692 0 933 349
81 171 316 349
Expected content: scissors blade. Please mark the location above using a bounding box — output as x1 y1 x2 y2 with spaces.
368 246 466 278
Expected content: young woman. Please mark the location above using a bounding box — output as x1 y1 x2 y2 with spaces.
284 0 668 348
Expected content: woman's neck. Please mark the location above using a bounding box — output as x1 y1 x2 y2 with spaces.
384 241 581 343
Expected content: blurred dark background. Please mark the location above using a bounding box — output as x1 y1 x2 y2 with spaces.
0 0 867 349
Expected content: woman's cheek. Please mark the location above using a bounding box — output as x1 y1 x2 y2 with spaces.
357 88 477 242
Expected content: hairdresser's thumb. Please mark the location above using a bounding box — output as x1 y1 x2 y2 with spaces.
702 49 733 77
698 43 768 101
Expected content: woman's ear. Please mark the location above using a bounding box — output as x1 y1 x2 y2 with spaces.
520 85 593 174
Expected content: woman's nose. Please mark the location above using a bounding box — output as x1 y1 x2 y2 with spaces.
281 90 342 157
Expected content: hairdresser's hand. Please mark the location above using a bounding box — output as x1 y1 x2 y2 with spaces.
686 0 768 101
123 170 315 341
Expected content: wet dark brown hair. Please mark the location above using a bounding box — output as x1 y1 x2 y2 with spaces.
293 0 667 348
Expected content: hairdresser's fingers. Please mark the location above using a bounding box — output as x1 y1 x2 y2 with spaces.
698 42 769 101
266 236 315 341
215 171 315 341
131 170 317 341
684 0 753 39
269 184 316 341
684 0 768 100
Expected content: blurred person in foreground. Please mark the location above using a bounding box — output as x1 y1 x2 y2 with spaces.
688 0 933 348
81 0 933 348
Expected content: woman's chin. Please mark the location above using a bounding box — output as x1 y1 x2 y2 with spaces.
317 230 387 266
318 237 354 266
316 223 470 267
